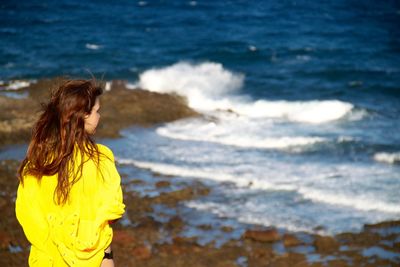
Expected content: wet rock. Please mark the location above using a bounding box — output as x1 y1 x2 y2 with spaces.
131 244 152 260
215 261 239 267
0 96 37 146
98 82 198 138
327 259 349 267
153 184 210 206
155 180 171 188
364 220 400 230
313 226 325 232
249 246 274 259
336 231 381 247
0 198 6 210
313 236 339 253
172 236 198 245
158 237 199 256
0 230 12 250
132 216 163 244
129 179 145 185
112 229 136 247
283 234 302 247
196 185 211 196
198 224 213 231
166 216 185 232
221 226 234 233
269 253 307 267
136 216 162 230
243 228 280 243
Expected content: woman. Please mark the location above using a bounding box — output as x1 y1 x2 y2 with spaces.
16 79 125 267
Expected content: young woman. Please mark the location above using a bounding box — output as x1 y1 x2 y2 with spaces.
16 79 125 267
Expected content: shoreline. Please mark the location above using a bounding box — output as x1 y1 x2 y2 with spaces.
0 78 399 266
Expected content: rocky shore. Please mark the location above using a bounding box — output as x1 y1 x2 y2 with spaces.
0 78 399 266
0 77 198 147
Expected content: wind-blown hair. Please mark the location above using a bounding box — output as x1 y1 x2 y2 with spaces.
18 79 103 205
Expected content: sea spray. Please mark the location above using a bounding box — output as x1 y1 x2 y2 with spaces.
130 61 354 123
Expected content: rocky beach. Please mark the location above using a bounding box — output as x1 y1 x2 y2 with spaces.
0 78 399 267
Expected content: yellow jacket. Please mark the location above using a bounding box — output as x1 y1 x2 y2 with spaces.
16 144 125 267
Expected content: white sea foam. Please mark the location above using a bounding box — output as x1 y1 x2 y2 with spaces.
131 61 355 123
116 124 400 233
298 187 400 214
2 80 34 90
85 43 101 50
116 158 295 191
374 152 400 164
105 81 111 91
234 99 353 123
186 201 314 233
131 61 244 107
248 45 257 51
337 136 356 143
157 126 326 149
118 159 400 214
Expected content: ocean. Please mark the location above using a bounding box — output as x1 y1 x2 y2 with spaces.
1 0 400 234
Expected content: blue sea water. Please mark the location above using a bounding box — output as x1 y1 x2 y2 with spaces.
1 0 400 234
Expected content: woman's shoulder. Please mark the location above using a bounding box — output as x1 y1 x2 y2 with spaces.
96 143 115 160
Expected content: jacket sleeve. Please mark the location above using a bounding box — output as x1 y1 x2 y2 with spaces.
96 144 125 223
67 145 125 261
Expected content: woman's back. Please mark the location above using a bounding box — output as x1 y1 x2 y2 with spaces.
16 144 125 266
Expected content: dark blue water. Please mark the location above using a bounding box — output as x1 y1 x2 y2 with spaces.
1 1 399 101
1 0 400 234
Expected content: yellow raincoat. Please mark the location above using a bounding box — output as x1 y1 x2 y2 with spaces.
16 144 125 267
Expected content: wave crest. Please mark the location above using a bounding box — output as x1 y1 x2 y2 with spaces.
374 152 400 164
131 61 355 124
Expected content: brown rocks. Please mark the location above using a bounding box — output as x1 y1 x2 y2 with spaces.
153 184 210 206
112 229 136 246
270 253 307 267
221 226 234 233
172 236 198 245
0 230 12 250
243 228 280 243
155 180 171 188
131 244 152 260
166 216 185 232
0 198 6 210
250 246 274 259
198 224 213 230
313 235 339 253
97 80 198 138
336 231 381 247
326 259 349 267
283 234 302 247
0 96 37 147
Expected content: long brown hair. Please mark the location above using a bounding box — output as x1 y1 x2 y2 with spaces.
18 79 103 205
